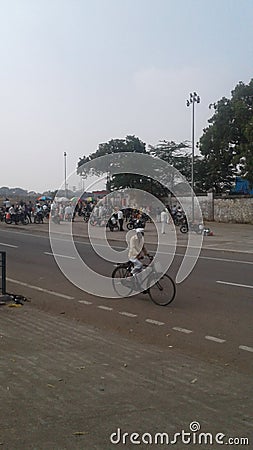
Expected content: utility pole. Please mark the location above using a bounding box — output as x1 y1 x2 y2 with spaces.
186 92 200 221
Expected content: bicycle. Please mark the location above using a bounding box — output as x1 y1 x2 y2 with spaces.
111 256 176 306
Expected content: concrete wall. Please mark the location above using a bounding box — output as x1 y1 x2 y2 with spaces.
213 197 253 224
175 193 253 224
198 194 253 224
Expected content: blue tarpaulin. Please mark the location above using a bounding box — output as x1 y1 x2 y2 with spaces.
231 177 253 194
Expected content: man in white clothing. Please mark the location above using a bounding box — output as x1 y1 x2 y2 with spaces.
128 228 149 275
117 209 124 231
160 208 169 234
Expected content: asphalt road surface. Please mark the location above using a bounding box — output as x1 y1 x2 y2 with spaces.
0 227 252 374
0 225 252 449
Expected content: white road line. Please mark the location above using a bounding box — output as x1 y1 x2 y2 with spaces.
217 281 253 289
239 345 253 353
145 319 165 326
198 255 253 265
205 335 226 343
97 305 113 311
172 327 193 334
44 252 76 260
78 300 93 305
2 228 253 261
0 242 18 248
7 278 75 300
119 312 137 318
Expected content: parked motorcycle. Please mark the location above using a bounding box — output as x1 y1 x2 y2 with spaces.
82 211 91 222
34 211 44 224
107 216 119 231
126 217 146 230
172 211 186 226
180 221 204 234
5 211 29 225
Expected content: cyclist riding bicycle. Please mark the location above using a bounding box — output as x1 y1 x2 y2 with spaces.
128 228 150 275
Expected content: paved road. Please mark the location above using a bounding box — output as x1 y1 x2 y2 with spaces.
0 307 252 450
0 224 252 449
0 227 252 374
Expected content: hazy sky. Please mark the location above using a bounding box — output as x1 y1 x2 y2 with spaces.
0 0 252 193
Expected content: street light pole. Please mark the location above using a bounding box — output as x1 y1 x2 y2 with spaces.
186 92 200 221
64 151 67 198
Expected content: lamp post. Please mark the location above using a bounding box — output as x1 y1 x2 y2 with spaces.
64 151 67 198
186 92 200 221
81 176 85 193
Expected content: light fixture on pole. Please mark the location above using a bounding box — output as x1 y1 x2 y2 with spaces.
64 151 67 198
186 92 200 221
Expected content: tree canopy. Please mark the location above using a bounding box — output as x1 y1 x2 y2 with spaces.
77 135 146 173
76 79 253 196
199 79 253 192
77 136 194 199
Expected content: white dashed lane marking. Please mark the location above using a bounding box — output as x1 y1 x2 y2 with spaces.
78 300 93 305
72 298 252 354
172 327 193 334
119 312 138 318
205 335 226 344
97 305 113 311
239 345 253 353
145 319 165 326
217 280 253 289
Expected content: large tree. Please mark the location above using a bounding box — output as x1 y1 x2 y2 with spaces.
77 135 146 175
199 79 253 192
148 140 192 184
77 136 195 199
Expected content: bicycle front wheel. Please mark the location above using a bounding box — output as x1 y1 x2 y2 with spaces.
148 274 176 306
111 265 133 297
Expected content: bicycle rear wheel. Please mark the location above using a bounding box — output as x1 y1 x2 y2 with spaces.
148 274 176 306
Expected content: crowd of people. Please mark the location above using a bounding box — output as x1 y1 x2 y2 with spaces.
0 198 84 224
0 197 184 229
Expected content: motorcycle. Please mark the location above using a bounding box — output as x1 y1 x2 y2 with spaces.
0 208 5 222
107 216 119 231
126 217 146 230
5 211 29 225
34 211 44 224
82 211 91 222
180 221 204 234
172 211 186 226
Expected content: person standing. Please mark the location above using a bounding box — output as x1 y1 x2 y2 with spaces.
117 209 124 231
161 208 169 234
156 206 161 222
